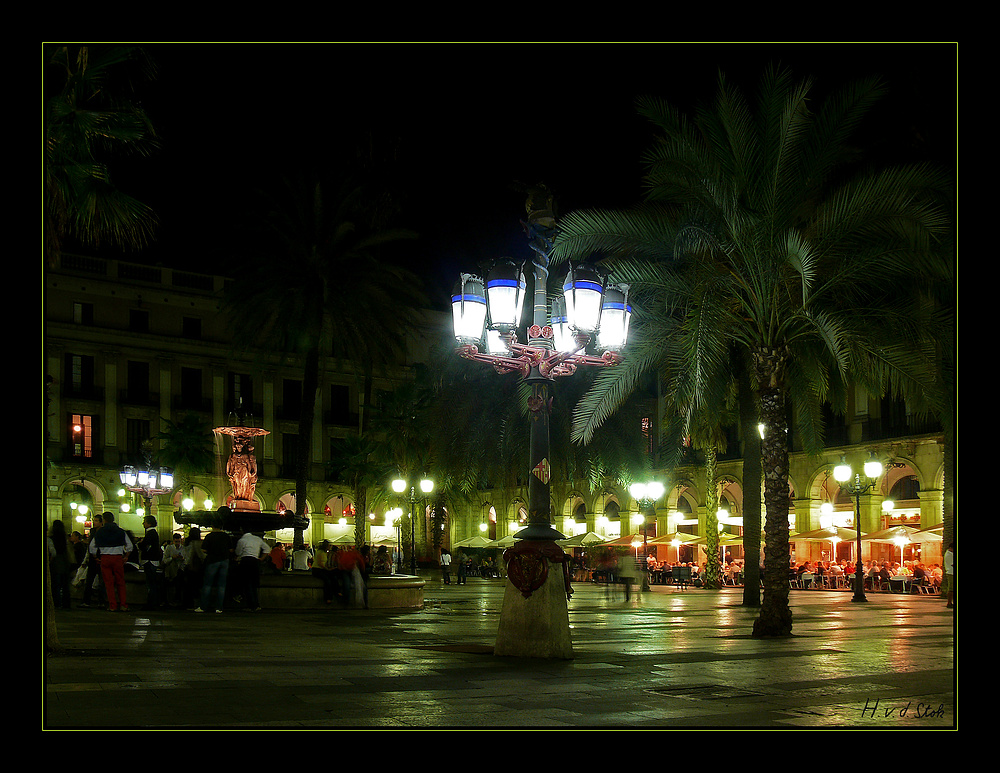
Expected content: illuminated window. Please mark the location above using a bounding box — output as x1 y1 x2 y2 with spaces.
70 414 94 459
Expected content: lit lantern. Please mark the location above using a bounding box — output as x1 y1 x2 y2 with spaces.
597 283 631 351
550 295 575 353
452 274 488 344
562 263 605 336
485 260 526 334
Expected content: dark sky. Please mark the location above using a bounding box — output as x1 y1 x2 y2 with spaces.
113 42 956 309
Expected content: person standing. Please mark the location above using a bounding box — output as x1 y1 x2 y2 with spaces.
337 543 364 606
181 528 206 609
312 541 336 605
944 542 955 608
455 549 467 585
234 530 269 611
139 515 164 611
161 533 186 607
89 512 134 612
440 548 452 585
48 520 75 610
196 526 233 614
79 513 104 608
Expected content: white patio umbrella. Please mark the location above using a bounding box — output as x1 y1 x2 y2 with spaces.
453 535 495 548
557 531 607 548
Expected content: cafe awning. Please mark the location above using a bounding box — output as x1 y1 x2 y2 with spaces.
861 525 921 543
910 523 943 542
792 526 864 542
602 533 650 547
558 531 607 548
687 532 744 546
488 534 519 548
453 535 495 548
647 531 699 546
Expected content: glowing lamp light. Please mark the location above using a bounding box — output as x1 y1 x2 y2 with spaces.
550 295 576 353
562 263 605 335
452 274 488 344
391 478 407 494
833 457 852 483
485 260 527 333
597 283 631 351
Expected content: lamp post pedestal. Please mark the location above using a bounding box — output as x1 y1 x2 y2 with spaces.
494 539 574 659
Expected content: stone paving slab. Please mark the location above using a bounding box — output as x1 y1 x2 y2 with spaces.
44 580 956 730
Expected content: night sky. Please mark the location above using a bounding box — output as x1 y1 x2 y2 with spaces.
101 42 956 309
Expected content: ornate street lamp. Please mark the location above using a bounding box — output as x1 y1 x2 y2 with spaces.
119 463 174 517
630 481 664 590
451 189 630 658
833 453 883 603
392 477 433 575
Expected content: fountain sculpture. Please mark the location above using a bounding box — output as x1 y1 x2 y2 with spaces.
175 417 295 532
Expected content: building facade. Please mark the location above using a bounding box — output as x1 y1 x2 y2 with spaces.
45 253 947 570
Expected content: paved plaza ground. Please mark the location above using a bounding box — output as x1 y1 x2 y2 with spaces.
43 577 956 731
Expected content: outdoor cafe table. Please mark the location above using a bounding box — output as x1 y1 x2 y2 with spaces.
889 575 912 592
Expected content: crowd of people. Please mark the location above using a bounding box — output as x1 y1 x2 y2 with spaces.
46 513 402 614
791 558 945 592
47 516 957 611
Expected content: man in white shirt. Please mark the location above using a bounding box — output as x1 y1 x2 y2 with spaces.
89 512 134 612
235 531 270 611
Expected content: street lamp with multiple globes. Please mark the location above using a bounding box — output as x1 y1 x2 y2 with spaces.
833 453 883 603
119 464 174 518
392 477 433 575
451 191 631 658
629 481 664 589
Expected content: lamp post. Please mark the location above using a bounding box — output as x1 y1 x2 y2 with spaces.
833 453 883 603
119 463 174 518
392 477 433 575
451 189 630 658
630 481 664 591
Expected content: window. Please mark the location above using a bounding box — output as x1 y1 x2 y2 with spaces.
282 379 302 421
126 361 150 402
227 372 254 416
129 309 149 333
70 414 95 458
125 418 150 460
329 384 351 425
180 367 203 410
66 354 95 398
182 317 202 339
73 302 94 325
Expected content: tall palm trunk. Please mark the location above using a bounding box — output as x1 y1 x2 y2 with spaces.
738 364 762 607
704 447 722 589
294 343 320 549
752 347 793 637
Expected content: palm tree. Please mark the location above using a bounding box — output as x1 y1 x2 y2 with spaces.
157 413 215 485
223 162 423 547
554 65 950 637
44 45 159 265
327 434 395 550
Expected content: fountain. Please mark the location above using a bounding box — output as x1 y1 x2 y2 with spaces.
175 417 295 532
